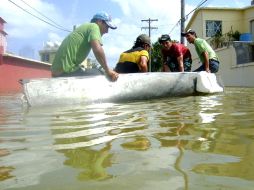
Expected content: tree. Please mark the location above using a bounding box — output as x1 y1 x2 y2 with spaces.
150 41 163 72
150 39 180 72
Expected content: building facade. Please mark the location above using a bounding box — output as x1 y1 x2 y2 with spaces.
39 41 60 64
0 17 51 93
0 17 7 64
185 5 254 87
0 54 51 93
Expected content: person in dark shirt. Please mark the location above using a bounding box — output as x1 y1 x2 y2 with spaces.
114 34 151 73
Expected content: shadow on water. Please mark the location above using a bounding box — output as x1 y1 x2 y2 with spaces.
0 88 254 190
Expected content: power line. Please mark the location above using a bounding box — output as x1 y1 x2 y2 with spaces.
169 0 208 34
8 0 71 32
141 18 158 37
185 0 208 18
141 18 158 72
19 0 69 31
181 0 185 44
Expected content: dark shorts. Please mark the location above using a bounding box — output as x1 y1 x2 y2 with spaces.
55 68 103 77
114 62 140 73
166 57 192 72
194 59 220 73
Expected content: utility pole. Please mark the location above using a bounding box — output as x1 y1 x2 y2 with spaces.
181 0 185 44
141 18 158 72
73 25 76 31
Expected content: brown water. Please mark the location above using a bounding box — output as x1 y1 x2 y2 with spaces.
0 88 254 190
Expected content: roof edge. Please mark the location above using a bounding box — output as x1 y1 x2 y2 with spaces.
3 53 51 66
185 5 254 30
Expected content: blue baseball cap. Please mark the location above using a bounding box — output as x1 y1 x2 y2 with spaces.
92 12 117 29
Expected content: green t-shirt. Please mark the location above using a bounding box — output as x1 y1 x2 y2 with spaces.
194 38 218 64
52 23 102 74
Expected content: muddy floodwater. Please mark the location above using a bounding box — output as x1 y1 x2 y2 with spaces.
0 87 254 190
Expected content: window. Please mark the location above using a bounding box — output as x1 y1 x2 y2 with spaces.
206 20 222 37
234 42 254 65
250 20 254 41
42 53 50 62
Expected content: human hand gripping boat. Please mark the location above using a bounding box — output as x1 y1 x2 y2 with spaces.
20 71 224 107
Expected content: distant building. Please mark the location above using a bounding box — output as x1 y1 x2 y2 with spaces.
185 5 254 87
0 17 51 93
39 40 100 69
0 17 7 64
39 41 60 64
0 53 51 93
81 57 100 69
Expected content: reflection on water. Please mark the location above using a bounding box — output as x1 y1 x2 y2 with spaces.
0 88 254 190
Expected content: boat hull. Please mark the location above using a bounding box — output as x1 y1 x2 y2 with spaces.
21 72 223 106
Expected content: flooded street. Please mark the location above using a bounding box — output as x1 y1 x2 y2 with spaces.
1 88 254 190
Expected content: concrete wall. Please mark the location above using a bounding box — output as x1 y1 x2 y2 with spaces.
216 45 254 87
187 8 254 38
200 9 244 37
0 54 51 93
243 7 254 32
186 7 254 87
190 44 254 87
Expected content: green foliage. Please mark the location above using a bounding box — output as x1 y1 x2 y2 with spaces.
150 41 163 72
210 31 225 49
150 39 180 72
227 27 241 41
214 31 222 37
229 30 241 41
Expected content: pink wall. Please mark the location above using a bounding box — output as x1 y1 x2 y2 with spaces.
0 56 51 93
0 17 6 31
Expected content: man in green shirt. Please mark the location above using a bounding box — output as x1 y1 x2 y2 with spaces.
181 29 220 73
51 12 119 81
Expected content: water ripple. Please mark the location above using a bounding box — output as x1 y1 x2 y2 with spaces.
1 89 254 189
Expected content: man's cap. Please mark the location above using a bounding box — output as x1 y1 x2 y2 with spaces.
159 34 171 43
92 12 117 29
137 34 151 46
181 29 196 36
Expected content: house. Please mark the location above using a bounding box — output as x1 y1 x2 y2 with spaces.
38 41 100 69
0 54 51 93
0 17 7 65
185 4 254 87
0 17 51 93
39 41 60 64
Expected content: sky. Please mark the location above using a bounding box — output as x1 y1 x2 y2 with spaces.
0 0 252 68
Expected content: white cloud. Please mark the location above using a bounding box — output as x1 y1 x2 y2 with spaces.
1 0 70 39
1 0 196 65
47 32 63 43
105 0 195 67
1 0 249 67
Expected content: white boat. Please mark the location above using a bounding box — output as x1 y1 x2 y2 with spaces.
21 72 224 107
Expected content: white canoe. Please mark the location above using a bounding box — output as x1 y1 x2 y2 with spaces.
21 72 223 107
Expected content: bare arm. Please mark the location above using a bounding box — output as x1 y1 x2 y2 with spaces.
202 51 210 73
161 51 168 72
91 40 118 81
139 56 148 72
177 55 184 72
162 64 170 72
